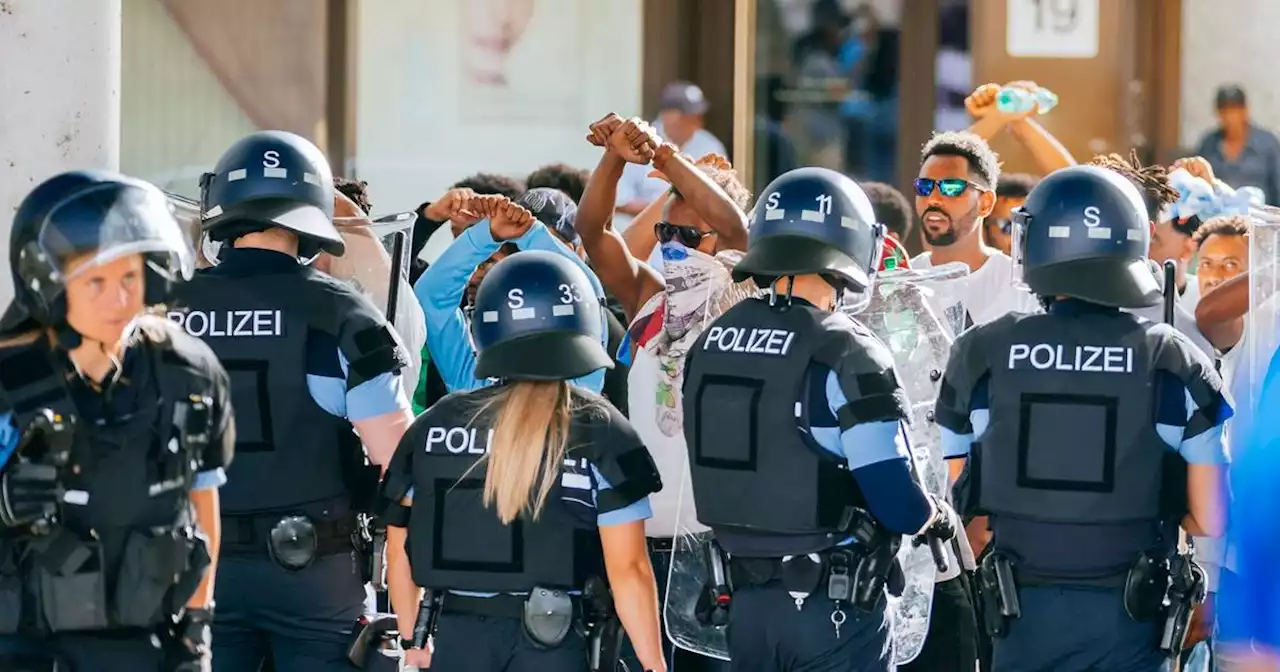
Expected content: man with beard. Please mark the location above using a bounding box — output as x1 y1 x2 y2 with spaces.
576 112 750 672
912 131 1040 327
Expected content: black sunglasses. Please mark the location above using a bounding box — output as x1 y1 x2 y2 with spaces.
913 178 985 198
655 221 716 247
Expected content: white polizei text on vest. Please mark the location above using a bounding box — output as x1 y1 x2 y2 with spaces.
1007 344 1134 373
167 310 283 338
425 427 493 455
702 326 796 356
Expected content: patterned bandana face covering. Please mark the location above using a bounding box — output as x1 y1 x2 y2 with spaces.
659 241 728 340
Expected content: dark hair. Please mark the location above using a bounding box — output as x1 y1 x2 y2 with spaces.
995 173 1039 200
334 177 372 214
862 181 913 240
670 164 753 211
1192 214 1250 249
452 173 526 200
525 163 589 203
921 131 1001 188
1087 151 1178 225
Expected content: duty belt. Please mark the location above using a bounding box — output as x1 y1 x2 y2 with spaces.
440 592 583 621
219 514 355 558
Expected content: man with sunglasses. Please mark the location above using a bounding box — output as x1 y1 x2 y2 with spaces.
912 131 1042 329
986 174 1039 257
577 112 751 672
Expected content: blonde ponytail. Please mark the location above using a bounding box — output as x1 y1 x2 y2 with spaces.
477 380 573 524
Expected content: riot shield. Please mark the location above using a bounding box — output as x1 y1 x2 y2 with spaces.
662 263 968 664
324 212 425 392
166 192 212 269
856 261 969 665
1245 206 1280 450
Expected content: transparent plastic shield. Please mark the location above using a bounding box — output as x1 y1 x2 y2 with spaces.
663 462 728 661
47 182 195 284
851 262 969 665
1246 206 1280 442
323 212 425 392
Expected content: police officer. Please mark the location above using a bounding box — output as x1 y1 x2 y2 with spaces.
168 131 414 671
0 170 233 670
377 248 667 672
936 165 1230 671
681 167 959 671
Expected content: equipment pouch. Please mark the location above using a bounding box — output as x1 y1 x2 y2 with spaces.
522 587 575 649
35 538 108 632
780 554 823 605
113 529 188 627
268 515 318 571
851 544 895 612
1123 552 1169 623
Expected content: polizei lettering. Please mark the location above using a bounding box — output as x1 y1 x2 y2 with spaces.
1007 344 1134 374
702 326 796 356
425 427 494 455
167 310 284 338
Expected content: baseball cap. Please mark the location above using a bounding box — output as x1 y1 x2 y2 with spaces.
1216 85 1247 109
518 187 579 246
658 81 710 116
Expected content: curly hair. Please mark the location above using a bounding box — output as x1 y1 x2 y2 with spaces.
334 177 372 214
921 131 1001 188
452 172 526 200
669 164 753 212
526 163 589 203
862 181 913 240
995 173 1039 201
1192 214 1250 249
1087 151 1179 223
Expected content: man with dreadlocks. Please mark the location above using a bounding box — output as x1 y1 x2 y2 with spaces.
1087 152 1216 357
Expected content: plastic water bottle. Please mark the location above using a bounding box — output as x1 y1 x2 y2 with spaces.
995 86 1059 115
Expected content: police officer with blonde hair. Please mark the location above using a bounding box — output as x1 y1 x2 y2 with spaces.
378 230 666 671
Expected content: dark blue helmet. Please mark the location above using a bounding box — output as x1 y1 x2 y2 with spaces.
1013 164 1159 308
471 250 611 381
200 131 343 256
0 170 194 334
733 167 884 291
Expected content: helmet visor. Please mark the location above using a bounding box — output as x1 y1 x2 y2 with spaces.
41 182 195 283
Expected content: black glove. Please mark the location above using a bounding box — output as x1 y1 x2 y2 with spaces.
922 494 959 543
0 462 61 529
164 607 212 672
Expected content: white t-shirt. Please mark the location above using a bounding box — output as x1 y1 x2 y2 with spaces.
911 251 1042 326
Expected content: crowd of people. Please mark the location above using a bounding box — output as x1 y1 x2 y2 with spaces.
0 74 1276 672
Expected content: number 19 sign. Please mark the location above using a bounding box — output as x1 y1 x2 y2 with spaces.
1006 0 1099 59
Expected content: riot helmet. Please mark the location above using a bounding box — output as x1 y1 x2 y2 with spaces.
733 167 885 293
471 250 612 381
200 130 344 257
0 170 195 336
1013 164 1160 308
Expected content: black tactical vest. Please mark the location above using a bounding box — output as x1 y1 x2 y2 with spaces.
682 298 869 557
170 269 363 514
403 392 607 592
968 311 1193 525
0 328 208 579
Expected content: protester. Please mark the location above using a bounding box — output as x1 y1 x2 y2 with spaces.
526 161 590 203
863 180 915 244
414 192 609 395
578 111 749 672
1196 84 1280 204
614 81 728 230
912 130 1041 326
987 173 1037 256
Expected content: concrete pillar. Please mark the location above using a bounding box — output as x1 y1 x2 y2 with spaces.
0 0 122 304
